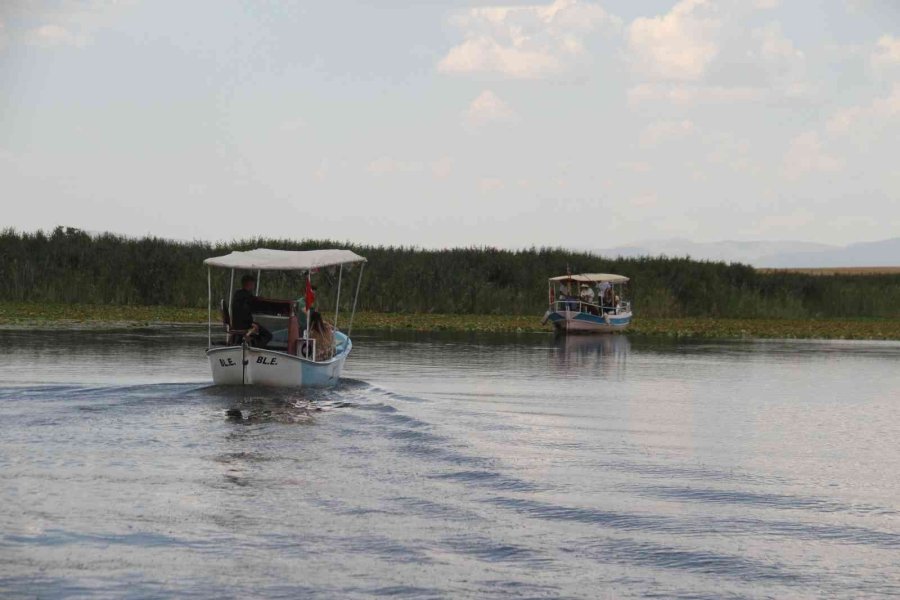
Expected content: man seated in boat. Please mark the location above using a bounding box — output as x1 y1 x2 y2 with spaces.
231 274 273 348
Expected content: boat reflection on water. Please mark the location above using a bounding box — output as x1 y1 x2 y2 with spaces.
552 333 630 378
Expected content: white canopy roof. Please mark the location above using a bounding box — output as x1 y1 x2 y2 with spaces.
549 273 629 284
204 248 366 271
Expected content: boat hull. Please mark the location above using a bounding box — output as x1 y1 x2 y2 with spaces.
545 309 632 334
206 338 351 388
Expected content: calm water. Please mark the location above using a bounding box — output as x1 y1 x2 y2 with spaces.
1 328 899 599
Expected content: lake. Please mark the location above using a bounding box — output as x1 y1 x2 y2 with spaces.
1 328 899 599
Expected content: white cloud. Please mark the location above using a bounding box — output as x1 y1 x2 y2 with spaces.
827 84 900 135
478 177 505 193
626 0 721 82
629 192 659 208
25 24 88 48
431 157 454 180
439 37 560 79
626 3 810 105
367 157 422 176
746 22 807 95
783 131 842 179
627 83 763 106
314 158 329 183
705 133 756 173
279 117 307 132
4 1 138 49
872 35 900 68
618 161 651 173
754 0 781 8
463 90 518 128
639 119 694 148
366 156 456 180
438 0 620 79
753 22 803 64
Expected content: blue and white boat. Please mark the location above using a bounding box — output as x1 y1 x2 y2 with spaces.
203 248 366 388
542 273 632 334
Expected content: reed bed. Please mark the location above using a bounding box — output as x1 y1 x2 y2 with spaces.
3 228 900 320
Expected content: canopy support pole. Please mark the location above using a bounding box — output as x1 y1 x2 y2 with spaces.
305 271 311 340
256 269 261 296
207 267 212 347
228 269 235 323
334 264 343 330
347 262 365 337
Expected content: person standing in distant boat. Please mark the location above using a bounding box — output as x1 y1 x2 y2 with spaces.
598 281 611 307
231 274 272 349
603 285 616 310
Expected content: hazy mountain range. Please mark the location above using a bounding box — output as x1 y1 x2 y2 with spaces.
592 237 900 268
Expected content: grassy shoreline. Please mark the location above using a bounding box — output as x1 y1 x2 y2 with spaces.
1 302 898 340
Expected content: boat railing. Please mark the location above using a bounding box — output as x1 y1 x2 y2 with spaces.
551 299 628 315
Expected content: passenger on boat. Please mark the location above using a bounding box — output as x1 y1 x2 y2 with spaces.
602 286 616 313
597 281 611 306
580 284 595 303
298 284 317 312
308 310 335 361
560 282 578 311
231 275 272 349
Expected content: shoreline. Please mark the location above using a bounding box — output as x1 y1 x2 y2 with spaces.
1 302 899 340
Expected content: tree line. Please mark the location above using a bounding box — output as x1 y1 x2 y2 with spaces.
2 227 899 319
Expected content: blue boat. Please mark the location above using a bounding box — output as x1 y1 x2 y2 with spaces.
541 273 632 334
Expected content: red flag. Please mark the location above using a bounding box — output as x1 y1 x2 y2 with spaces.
305 278 316 309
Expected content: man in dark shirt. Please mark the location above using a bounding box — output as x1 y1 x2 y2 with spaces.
231 274 272 348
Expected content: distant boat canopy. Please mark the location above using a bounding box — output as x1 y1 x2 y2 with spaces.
204 248 366 271
549 273 629 284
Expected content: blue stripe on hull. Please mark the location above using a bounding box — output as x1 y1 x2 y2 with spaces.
547 310 631 333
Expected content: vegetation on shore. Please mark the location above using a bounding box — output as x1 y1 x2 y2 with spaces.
2 228 898 340
2 302 899 340
3 227 900 321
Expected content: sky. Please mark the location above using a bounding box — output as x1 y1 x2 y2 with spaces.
1 0 899 248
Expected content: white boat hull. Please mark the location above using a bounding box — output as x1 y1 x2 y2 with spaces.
206 337 351 388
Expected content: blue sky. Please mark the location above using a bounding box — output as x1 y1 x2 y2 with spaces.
1 0 899 247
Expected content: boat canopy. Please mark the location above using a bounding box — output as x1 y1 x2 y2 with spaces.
204 248 366 271
549 273 629 284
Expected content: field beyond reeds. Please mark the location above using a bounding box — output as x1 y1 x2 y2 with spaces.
757 267 900 276
2 302 898 340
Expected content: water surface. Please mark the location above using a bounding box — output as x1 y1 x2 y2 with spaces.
1 328 899 598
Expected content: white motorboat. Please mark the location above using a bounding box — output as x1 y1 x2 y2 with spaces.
542 273 632 334
203 248 366 387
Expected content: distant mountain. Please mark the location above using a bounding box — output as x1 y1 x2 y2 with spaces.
592 237 900 268
759 237 900 268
